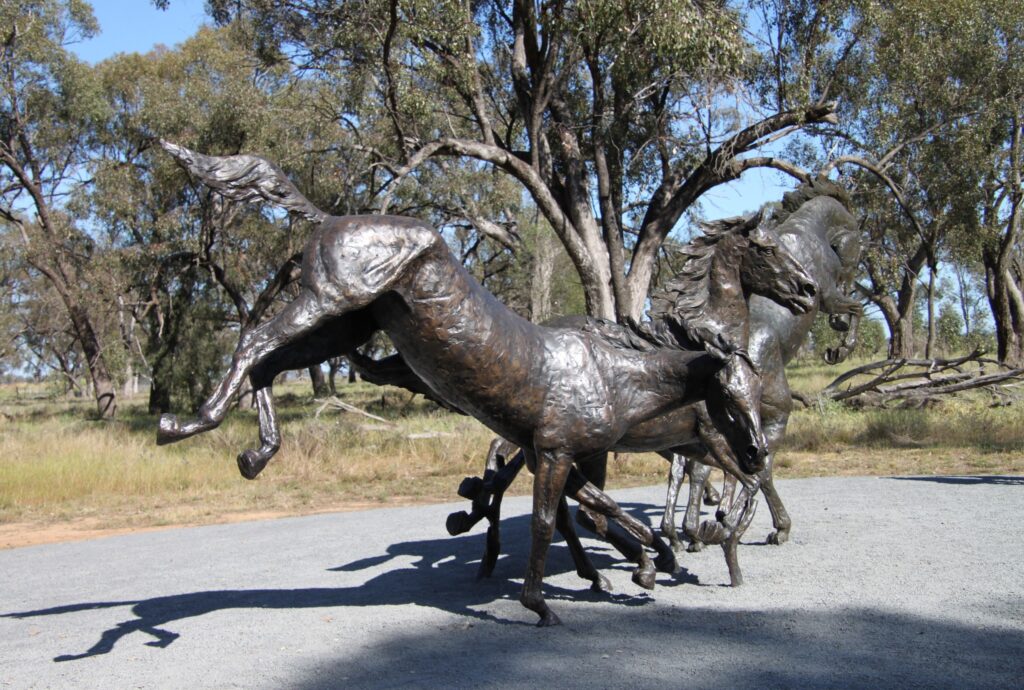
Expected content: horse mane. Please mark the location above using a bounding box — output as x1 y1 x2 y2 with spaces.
645 213 758 352
774 177 860 264
775 178 852 223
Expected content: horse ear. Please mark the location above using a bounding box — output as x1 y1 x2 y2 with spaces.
740 208 767 237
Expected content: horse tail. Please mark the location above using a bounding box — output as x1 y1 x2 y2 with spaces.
160 140 327 223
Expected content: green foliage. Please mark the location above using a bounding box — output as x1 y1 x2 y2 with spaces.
857 317 886 357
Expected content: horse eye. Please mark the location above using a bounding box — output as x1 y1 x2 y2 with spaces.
760 245 776 256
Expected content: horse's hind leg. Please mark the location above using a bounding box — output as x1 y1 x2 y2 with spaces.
564 468 658 589
157 290 341 445
555 495 612 593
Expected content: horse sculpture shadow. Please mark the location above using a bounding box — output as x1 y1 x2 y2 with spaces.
3 514 698 663
887 475 1024 486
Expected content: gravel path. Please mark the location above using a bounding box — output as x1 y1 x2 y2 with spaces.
2 475 1022 689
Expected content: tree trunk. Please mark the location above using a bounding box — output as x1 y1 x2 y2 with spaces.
984 252 1024 367
309 364 330 397
529 228 556 323
327 357 343 394
874 294 916 359
65 303 117 419
148 377 172 414
925 267 937 358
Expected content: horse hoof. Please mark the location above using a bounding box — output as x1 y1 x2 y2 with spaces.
445 511 474 536
589 574 613 593
697 520 729 545
632 565 657 590
457 476 485 500
236 450 268 480
686 540 705 553
766 529 789 546
156 414 180 445
536 610 562 627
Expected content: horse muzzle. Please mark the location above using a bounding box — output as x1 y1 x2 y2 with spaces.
742 443 767 474
788 281 817 314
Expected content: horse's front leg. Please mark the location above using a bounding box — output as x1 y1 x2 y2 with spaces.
681 458 713 552
158 290 333 445
659 451 688 553
690 420 763 585
235 384 282 480
520 448 573 627
759 453 791 545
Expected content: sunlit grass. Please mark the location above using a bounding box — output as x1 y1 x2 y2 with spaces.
1 363 1022 537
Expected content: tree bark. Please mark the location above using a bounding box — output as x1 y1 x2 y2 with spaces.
309 364 330 397
529 227 557 323
984 250 1024 366
925 266 936 358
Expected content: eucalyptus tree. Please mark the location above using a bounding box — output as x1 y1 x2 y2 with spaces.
185 0 838 321
0 0 124 415
756 0 1022 360
87 25 348 410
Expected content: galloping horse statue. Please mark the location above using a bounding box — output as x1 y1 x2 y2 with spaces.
154 141 816 625
431 182 861 586
318 211 824 586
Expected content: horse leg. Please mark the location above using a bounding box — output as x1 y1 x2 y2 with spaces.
520 448 573 627
233 314 376 479
703 479 721 506
565 468 658 588
555 494 612 593
576 454 677 576
448 438 520 534
716 472 738 519
659 451 687 554
722 491 758 586
478 448 525 579
760 452 791 545
157 290 337 445
682 458 713 553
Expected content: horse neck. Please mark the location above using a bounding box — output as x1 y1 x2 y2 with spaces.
704 234 750 344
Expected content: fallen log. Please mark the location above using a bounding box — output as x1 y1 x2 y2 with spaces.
817 350 1024 408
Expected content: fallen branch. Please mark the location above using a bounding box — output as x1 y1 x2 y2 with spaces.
818 350 1024 408
315 396 393 424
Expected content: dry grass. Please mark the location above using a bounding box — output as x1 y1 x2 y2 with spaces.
1 364 1022 543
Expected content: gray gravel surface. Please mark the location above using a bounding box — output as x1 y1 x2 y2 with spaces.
1 475 1022 689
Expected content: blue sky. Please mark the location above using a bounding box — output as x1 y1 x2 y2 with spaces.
71 0 209 64
71 0 793 219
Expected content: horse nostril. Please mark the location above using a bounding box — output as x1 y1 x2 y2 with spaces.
745 444 766 472
802 282 817 297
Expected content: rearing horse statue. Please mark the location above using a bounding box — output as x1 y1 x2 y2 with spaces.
154 141 816 626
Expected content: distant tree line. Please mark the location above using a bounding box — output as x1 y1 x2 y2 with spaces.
1 0 1021 417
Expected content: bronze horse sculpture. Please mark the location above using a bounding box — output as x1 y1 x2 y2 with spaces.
443 182 862 585
337 211 824 586
154 141 816 625
663 180 863 554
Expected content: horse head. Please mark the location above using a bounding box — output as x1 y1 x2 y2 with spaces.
702 344 767 474
739 209 818 315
